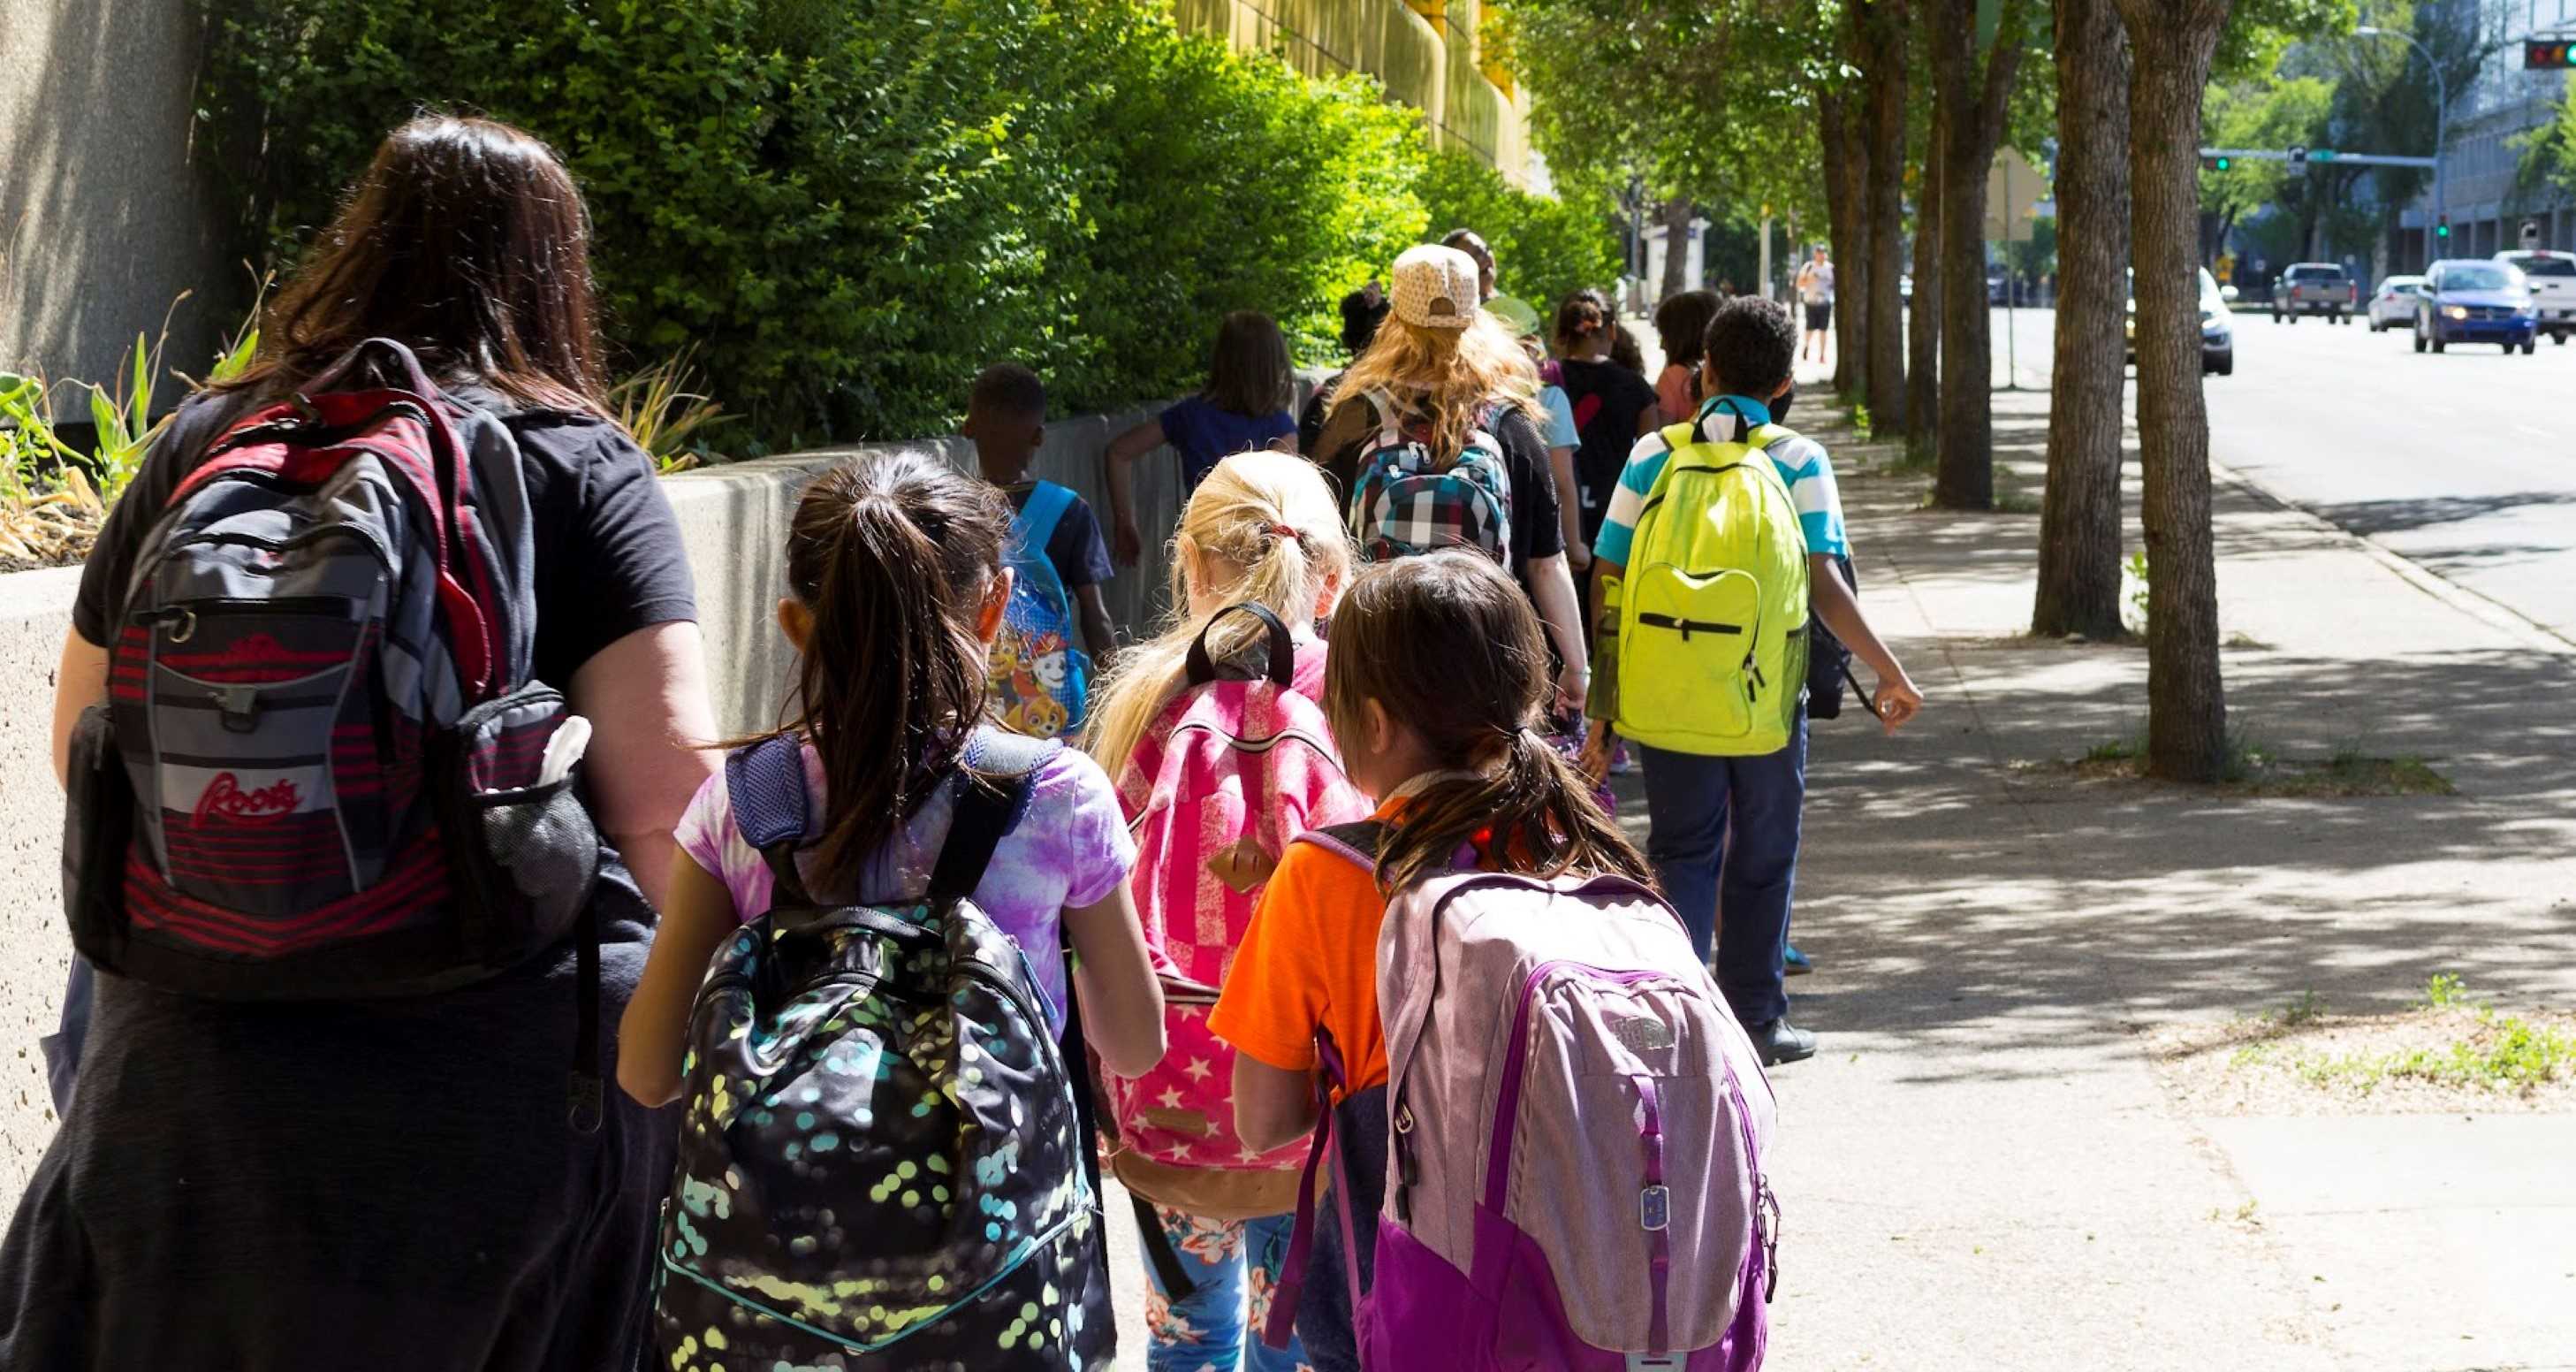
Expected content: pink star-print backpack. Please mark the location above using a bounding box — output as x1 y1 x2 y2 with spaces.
1102 603 1370 1228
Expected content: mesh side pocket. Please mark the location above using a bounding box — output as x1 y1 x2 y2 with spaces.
469 776 600 938
440 682 599 970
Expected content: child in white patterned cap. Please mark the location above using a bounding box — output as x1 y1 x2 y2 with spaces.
1309 244 1591 722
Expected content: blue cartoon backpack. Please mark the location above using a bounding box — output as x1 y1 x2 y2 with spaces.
1346 389 1514 564
655 728 1112 1369
990 481 1092 739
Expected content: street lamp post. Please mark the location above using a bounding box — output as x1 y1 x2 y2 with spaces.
2356 25 2447 269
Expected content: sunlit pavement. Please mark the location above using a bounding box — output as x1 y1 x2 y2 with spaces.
1986 303 2576 644
1094 308 2576 1369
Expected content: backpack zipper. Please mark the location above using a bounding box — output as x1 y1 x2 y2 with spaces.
160 521 398 583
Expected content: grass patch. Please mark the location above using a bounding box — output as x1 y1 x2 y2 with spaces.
2222 631 2273 650
1889 436 1939 472
2292 1007 2576 1094
2048 733 2452 796
2274 989 2328 1027
2083 736 2143 764
2150 973 2576 1113
2232 751 2454 797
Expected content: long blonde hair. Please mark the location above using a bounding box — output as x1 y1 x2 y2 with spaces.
1333 309 1544 462
1086 450 1353 774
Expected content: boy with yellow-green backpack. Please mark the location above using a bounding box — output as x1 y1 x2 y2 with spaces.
1580 295 1926 1066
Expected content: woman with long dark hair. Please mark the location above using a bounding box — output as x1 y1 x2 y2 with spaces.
14 114 718 1368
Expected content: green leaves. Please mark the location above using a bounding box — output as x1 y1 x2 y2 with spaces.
194 0 1492 450
1417 150 1623 316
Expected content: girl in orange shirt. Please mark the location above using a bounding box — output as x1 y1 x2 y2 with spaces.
1206 550 1651 1372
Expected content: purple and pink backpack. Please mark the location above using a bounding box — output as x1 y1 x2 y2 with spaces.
1104 602 1370 1222
1272 823 1781 1369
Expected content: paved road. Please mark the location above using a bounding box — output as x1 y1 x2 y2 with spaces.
1985 303 2576 642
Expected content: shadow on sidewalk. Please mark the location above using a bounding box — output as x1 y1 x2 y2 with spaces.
1668 400 2576 1077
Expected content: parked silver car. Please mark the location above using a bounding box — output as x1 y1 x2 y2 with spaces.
2367 275 2427 332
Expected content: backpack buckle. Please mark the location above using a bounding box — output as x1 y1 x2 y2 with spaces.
216 684 263 734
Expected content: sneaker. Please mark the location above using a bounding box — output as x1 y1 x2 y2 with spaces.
1750 1018 1818 1066
1609 741 1637 775
1782 943 1813 977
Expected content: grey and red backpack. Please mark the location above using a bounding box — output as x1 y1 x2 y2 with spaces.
60 337 608 1118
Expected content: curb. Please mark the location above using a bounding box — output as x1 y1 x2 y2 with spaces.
2207 454 2576 660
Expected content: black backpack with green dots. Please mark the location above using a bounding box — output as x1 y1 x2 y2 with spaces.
653 728 1112 1369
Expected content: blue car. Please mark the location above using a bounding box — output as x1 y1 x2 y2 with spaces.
2413 258 2540 354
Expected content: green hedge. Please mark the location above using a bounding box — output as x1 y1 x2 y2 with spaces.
1417 149 1627 320
198 0 1612 452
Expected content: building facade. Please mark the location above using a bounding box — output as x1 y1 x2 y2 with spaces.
2395 0 2575 263
1174 0 1539 187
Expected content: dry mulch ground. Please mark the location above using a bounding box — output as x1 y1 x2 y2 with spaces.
2148 999 2576 1116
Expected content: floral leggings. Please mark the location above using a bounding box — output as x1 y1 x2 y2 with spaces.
1143 1205 1312 1372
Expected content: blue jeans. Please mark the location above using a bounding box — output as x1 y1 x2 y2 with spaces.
1144 1206 1309 1371
1636 712 1807 1026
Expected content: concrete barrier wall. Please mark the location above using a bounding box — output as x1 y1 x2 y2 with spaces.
0 400 1197 1207
0 567 83 1199
666 402 1187 736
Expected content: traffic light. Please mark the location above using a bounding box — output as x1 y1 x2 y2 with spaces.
2201 153 2233 172
2528 39 2575 70
2290 144 2308 165
2435 215 2451 241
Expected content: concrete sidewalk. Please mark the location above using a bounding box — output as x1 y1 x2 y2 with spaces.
1743 379 2576 1369
1098 377 2576 1369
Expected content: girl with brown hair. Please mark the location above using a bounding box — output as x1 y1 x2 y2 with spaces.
1206 550 1648 1372
24 114 717 1368
1103 310 1301 567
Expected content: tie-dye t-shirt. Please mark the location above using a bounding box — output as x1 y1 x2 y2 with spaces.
673 740 1136 1034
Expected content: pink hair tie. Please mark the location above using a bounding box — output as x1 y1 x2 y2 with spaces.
1269 522 1303 544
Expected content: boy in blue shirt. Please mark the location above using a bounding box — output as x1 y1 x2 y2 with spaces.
1582 298 1925 1064
962 363 1118 670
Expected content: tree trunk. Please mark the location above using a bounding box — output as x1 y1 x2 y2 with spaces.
1929 0 2027 509
2116 0 2231 781
1906 11 1937 456
1907 67 1943 454
1660 195 1696 302
2033 0 2131 640
1834 99 1874 400
1865 0 1911 431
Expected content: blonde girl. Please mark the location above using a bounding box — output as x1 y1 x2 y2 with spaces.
1085 449 1359 1372
1310 244 1591 722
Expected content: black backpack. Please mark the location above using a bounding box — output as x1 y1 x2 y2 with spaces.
655 727 1113 1368
1807 552 1868 720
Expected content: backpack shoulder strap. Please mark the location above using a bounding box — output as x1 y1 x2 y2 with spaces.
1015 480 1077 553
726 734 817 906
931 728 1063 903
1295 819 1388 875
1362 389 1404 446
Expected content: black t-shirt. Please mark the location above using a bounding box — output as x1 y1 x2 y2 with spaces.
1313 394 1566 583
73 387 698 688
38 381 694 1369
1555 358 1661 545
1002 481 1114 591
1298 371 1346 458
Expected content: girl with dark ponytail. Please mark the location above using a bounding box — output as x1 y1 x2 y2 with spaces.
1206 549 1648 1370
619 449 1166 1108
